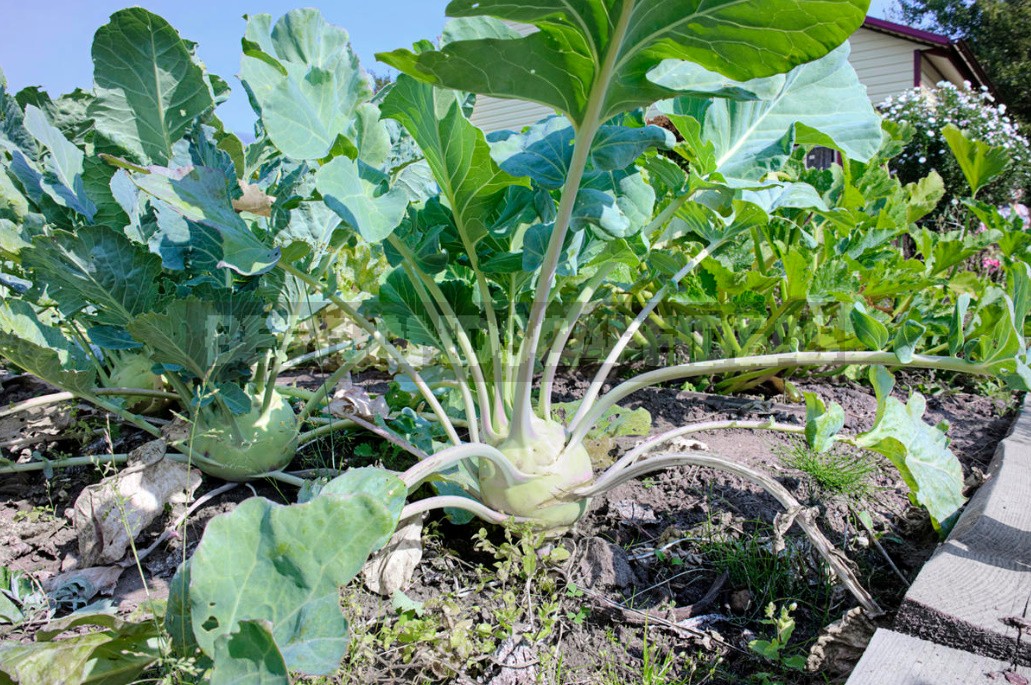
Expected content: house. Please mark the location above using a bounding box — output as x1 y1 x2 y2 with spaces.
470 17 996 134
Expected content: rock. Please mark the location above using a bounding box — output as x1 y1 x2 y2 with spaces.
487 636 538 685
611 499 658 524
577 537 637 591
729 589 752 614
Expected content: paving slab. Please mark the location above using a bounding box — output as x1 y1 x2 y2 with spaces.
895 396 1031 664
848 629 1030 685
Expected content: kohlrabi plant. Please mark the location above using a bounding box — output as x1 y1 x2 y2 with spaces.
4 3 1031 681
0 8 401 483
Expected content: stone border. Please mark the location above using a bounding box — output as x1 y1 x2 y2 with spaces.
847 395 1031 683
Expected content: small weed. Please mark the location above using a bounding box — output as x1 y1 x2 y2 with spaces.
599 624 722 685
564 583 590 624
748 602 807 684
699 523 806 609
779 441 876 501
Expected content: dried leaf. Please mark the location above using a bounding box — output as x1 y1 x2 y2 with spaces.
44 565 123 608
232 181 275 217
670 437 709 451
72 439 201 566
806 607 875 675
361 514 423 596
327 374 388 419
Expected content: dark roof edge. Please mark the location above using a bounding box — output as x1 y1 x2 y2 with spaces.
862 16 952 47
862 16 998 97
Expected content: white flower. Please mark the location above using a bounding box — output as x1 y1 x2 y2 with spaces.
919 156 927 163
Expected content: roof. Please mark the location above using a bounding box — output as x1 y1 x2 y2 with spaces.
861 16 997 96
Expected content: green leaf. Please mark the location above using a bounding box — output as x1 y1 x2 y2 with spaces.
89 8 214 164
23 226 163 325
488 116 672 190
377 269 440 347
942 124 1010 197
126 297 273 382
948 293 972 357
314 157 407 243
804 392 845 453
188 470 405 675
166 563 198 658
850 302 889 351
130 165 280 276
893 319 926 364
380 75 525 250
660 45 882 180
21 105 96 220
240 9 373 160
211 621 289 685
0 301 96 396
379 0 866 126
857 367 966 533
0 618 161 685
741 182 828 213
904 171 944 224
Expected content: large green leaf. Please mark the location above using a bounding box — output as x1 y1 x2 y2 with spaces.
379 0 867 126
126 297 273 382
240 9 373 160
21 105 96 220
942 124 1010 197
380 74 525 249
187 469 405 675
377 268 442 347
0 633 158 685
0 301 96 396
857 367 966 533
313 157 408 243
130 165 280 275
0 613 161 685
89 9 214 165
488 116 672 190
210 621 289 685
658 45 882 180
23 226 162 325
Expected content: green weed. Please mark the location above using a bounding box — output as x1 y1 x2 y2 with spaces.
779 441 876 501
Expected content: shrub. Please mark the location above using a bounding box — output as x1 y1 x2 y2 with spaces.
880 81 1031 217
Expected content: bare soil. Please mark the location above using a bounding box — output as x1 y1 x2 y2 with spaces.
0 368 1019 684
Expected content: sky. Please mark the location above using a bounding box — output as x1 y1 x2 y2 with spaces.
0 0 898 134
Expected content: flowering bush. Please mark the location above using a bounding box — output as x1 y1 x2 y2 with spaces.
880 81 1031 216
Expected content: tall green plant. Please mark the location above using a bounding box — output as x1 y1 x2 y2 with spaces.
2 3 1031 680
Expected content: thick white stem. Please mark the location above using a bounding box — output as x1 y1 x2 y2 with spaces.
400 496 529 524
399 443 532 490
568 238 723 429
540 263 617 419
569 351 988 448
391 236 498 441
510 1 635 442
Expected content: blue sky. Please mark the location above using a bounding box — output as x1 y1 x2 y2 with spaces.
0 0 897 134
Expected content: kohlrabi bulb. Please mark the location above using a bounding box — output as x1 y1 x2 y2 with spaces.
106 352 168 414
190 388 299 481
479 418 594 531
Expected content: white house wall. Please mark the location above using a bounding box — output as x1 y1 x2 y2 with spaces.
847 27 917 105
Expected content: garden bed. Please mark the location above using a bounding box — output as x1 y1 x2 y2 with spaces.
0 369 1018 684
